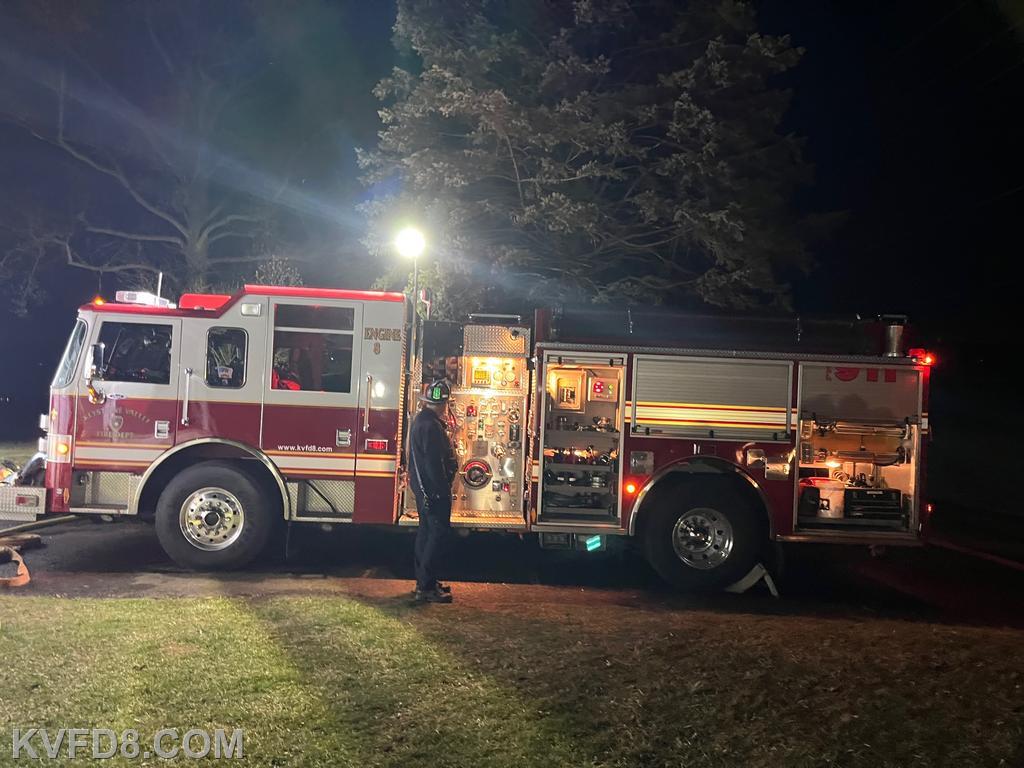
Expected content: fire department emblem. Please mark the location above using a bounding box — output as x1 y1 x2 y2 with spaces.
110 413 124 433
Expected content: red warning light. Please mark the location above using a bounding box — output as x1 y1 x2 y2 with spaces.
624 481 637 495
92 296 105 306
908 348 935 366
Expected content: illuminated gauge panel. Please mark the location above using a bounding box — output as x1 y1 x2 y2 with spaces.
466 357 525 390
448 360 528 518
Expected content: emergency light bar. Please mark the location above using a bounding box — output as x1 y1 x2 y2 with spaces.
114 290 176 309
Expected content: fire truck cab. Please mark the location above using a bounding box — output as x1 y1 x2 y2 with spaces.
1 286 932 590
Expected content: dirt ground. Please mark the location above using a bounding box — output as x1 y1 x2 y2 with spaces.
4 518 1024 628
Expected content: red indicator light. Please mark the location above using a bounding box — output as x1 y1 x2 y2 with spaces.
365 439 388 451
592 380 604 394
908 348 936 366
624 481 637 495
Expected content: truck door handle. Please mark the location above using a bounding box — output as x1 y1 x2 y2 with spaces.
364 373 372 431
181 367 193 426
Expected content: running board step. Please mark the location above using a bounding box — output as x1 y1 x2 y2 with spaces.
399 514 526 530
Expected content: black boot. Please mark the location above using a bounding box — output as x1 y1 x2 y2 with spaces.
409 581 452 597
414 587 453 604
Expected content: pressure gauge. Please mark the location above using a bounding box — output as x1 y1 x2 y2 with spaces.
461 459 492 489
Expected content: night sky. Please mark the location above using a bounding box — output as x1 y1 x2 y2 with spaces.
1 0 1019 441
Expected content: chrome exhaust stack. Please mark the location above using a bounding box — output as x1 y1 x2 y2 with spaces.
880 315 907 357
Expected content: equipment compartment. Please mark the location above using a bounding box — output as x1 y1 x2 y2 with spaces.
537 355 625 523
794 363 922 534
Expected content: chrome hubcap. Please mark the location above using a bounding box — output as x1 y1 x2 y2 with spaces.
179 487 244 551
671 507 734 570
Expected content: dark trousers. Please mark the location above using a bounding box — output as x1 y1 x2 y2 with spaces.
413 493 452 592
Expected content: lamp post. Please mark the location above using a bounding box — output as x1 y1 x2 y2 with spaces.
395 226 426 394
395 225 426 304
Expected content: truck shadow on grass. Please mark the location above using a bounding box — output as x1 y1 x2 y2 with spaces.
243 592 1024 768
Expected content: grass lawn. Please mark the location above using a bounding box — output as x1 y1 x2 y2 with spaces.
0 441 36 466
1 595 1021 767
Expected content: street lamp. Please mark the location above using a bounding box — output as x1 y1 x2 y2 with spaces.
395 226 426 309
395 226 427 397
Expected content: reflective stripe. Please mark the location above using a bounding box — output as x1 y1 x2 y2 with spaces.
74 446 164 462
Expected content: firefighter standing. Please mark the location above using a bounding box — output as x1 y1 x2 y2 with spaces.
409 379 458 603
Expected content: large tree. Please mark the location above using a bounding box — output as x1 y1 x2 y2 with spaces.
0 1 390 307
361 0 811 316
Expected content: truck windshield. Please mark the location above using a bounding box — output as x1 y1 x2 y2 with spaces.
52 319 87 388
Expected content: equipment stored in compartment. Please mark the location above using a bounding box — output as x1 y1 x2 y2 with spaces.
537 355 625 523
844 488 902 519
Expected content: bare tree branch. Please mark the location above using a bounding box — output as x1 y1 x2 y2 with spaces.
54 70 188 238
84 224 186 246
199 213 263 244
207 228 262 246
49 235 163 275
209 253 303 265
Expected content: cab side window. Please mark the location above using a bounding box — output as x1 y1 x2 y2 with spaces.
271 304 354 393
96 322 172 385
206 328 247 388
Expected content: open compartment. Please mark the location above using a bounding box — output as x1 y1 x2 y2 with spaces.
407 320 530 525
795 364 923 533
538 354 625 523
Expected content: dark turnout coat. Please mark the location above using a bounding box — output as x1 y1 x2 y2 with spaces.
409 407 457 502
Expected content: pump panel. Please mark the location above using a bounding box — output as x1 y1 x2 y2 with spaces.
448 324 530 520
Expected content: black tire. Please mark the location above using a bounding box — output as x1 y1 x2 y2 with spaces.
154 460 278 570
642 479 764 591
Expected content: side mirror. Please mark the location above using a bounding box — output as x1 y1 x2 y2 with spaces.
84 342 106 404
86 343 106 380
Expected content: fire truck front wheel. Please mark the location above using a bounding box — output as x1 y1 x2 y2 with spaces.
642 481 763 591
155 461 277 570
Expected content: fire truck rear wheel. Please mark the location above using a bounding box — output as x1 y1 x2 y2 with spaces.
642 481 762 591
155 461 276 570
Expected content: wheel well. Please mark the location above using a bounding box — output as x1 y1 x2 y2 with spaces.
136 442 287 519
631 459 772 539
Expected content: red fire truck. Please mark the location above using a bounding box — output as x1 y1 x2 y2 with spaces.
0 285 932 589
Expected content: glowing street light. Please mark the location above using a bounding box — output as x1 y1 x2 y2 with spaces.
395 226 426 316
394 226 426 261
395 226 427 391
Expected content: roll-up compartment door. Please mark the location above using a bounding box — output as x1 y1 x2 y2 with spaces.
631 355 791 441
799 364 921 423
